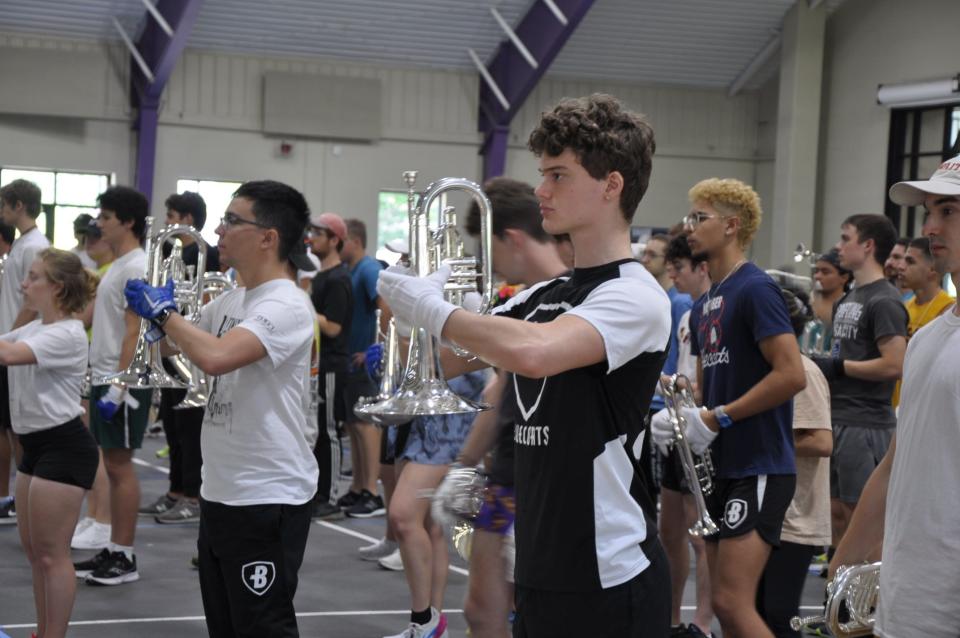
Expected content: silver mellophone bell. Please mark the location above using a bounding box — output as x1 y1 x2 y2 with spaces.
354 170 495 424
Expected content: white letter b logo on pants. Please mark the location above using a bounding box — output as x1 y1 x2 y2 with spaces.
241 561 276 596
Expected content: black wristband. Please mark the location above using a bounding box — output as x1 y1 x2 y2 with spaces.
832 356 845 378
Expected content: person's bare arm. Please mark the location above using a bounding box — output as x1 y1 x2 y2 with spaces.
829 435 896 577
442 309 606 379
0 341 37 366
704 333 806 429
794 428 832 457
117 310 142 370
316 314 342 338
161 313 267 376
843 335 906 382
456 371 506 466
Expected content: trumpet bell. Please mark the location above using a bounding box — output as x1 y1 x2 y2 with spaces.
95 360 187 389
354 376 490 425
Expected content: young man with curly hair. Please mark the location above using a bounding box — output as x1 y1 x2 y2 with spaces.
378 94 672 636
651 178 806 637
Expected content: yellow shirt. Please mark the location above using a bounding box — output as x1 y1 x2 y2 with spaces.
893 289 954 406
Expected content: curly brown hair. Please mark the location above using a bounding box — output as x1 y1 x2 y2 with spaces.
39 249 98 314
528 94 655 223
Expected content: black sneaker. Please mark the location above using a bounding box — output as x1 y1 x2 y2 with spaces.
312 500 345 520
345 490 386 518
85 551 139 585
335 490 362 509
0 497 15 525
74 548 112 578
139 493 177 516
670 624 689 637
685 623 716 638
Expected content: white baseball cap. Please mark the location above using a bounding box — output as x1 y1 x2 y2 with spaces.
384 238 409 254
889 155 960 206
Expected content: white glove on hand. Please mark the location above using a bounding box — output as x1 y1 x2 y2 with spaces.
679 406 718 455
649 408 675 456
377 265 457 340
430 462 462 530
461 291 483 314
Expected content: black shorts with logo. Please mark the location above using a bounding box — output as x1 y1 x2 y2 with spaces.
704 474 796 546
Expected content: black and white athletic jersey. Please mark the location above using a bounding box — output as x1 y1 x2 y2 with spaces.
490 259 671 591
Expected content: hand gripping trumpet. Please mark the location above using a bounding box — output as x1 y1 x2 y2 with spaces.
353 171 493 424
658 374 719 537
790 562 881 637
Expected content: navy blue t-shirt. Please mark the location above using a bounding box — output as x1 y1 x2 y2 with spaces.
689 262 796 478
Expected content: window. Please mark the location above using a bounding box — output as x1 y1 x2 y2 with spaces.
176 179 242 247
375 190 451 265
0 168 110 249
885 105 960 237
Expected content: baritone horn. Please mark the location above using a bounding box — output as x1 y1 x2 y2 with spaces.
353 171 493 424
790 562 881 637
658 374 719 537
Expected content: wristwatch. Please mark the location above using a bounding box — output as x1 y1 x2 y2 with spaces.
154 307 175 328
713 405 734 429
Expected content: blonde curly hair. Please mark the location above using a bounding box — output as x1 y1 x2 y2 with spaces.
688 178 762 247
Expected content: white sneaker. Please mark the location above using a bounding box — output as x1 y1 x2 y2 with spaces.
358 537 397 561
378 547 404 571
382 608 447 638
71 521 111 550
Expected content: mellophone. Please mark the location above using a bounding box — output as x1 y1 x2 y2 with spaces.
91 216 235 391
791 562 881 637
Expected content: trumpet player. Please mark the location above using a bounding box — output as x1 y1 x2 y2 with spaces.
379 94 673 637
829 156 960 638
73 186 152 586
651 178 806 638
124 180 319 637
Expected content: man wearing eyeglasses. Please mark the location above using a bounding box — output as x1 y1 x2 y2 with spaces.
124 180 319 637
651 178 806 638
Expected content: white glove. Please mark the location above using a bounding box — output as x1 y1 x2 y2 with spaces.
430 462 461 529
461 291 483 314
377 265 457 340
679 406 718 455
649 408 675 456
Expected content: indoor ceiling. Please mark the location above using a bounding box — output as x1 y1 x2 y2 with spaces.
1 0 844 90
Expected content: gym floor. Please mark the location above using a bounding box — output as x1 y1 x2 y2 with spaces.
0 435 828 637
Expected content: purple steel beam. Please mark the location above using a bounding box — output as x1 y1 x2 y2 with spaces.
478 0 594 178
132 0 204 199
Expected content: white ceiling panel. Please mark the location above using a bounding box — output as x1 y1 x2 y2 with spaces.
0 0 845 89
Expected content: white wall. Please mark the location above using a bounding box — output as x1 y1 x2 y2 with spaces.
0 31 772 253
817 0 960 247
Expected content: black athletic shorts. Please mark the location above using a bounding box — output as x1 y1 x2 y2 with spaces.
659 446 690 494
0 366 10 431
513 538 670 637
704 474 796 546
18 417 99 490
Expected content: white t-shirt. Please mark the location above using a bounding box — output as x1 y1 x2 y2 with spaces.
197 278 319 506
875 311 960 638
0 227 50 333
1 319 87 434
71 246 97 270
89 248 146 378
676 308 698 381
780 356 832 546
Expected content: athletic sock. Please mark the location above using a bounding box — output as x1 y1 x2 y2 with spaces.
410 607 432 625
110 543 134 561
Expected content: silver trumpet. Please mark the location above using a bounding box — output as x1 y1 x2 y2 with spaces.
790 562 881 637
354 171 493 424
356 309 403 409
94 221 207 388
658 374 719 537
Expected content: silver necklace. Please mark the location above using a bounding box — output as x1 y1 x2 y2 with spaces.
705 259 747 305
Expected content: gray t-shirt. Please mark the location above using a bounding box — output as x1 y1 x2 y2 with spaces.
829 279 907 429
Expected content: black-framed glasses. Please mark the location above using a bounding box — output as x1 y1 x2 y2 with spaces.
219 212 271 230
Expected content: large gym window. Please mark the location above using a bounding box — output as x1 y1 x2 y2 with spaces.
175 179 242 247
885 104 960 237
375 190 451 265
0 168 110 249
